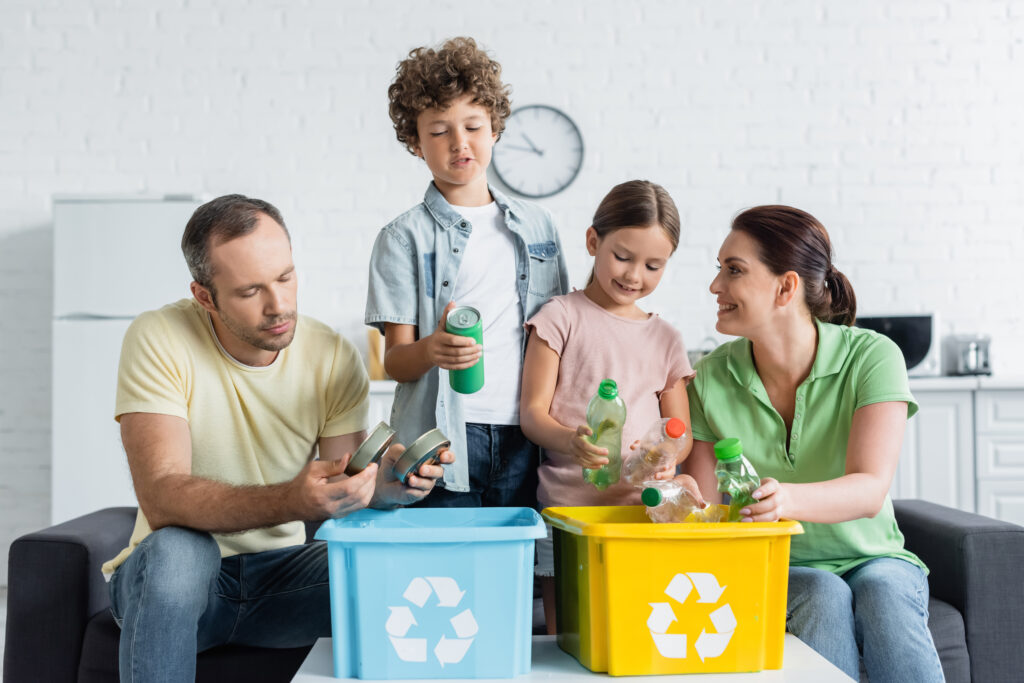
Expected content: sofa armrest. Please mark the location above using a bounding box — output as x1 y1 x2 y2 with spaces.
4 507 137 683
894 499 1024 683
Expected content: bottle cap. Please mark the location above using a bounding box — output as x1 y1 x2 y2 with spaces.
597 379 618 400
641 487 663 506
666 418 686 439
714 437 743 461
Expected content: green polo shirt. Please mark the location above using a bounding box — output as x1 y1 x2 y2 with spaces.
687 319 926 576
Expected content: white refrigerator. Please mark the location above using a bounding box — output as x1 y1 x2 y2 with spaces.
52 195 202 524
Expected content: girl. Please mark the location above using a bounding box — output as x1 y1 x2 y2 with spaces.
519 180 697 633
682 205 943 681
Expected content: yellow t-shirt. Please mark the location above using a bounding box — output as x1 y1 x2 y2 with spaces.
101 298 369 574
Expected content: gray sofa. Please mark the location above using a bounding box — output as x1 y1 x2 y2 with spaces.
5 500 1024 682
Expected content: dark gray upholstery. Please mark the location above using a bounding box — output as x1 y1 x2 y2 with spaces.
5 501 1022 682
3 508 312 683
893 499 1024 683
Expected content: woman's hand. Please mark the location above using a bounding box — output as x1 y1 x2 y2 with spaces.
739 477 790 522
670 473 707 506
568 424 609 469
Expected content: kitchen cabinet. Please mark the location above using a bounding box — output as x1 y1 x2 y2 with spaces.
368 380 396 426
975 389 1024 525
892 386 975 512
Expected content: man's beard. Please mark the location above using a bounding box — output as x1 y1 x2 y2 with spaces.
217 309 297 352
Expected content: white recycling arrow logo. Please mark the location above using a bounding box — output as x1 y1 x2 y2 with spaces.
647 572 736 661
386 576 478 666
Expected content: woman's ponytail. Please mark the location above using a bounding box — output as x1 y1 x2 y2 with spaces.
824 266 857 326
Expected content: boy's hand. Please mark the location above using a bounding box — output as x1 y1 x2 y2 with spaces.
568 424 610 469
425 301 482 370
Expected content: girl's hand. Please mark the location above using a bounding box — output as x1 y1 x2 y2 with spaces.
568 425 610 469
739 477 788 522
426 302 482 370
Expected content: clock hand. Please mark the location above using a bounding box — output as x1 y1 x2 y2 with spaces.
521 132 544 156
502 144 543 154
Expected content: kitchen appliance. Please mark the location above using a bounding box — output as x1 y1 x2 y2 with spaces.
855 314 941 377
52 195 201 524
946 334 992 376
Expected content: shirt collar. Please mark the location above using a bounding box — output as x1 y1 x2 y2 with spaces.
726 317 849 388
423 182 518 230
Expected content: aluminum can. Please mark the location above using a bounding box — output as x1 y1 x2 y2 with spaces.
445 305 484 394
393 428 451 484
345 421 395 476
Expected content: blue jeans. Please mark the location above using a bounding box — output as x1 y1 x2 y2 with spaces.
109 526 330 683
787 557 944 682
414 422 539 508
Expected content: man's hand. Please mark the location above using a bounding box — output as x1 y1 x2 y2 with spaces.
371 444 455 508
288 453 378 520
424 301 482 370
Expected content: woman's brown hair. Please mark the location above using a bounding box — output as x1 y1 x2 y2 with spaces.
731 205 857 326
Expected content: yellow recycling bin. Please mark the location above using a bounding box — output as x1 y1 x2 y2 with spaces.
542 505 803 676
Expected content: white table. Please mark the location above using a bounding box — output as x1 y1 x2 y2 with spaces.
293 635 854 682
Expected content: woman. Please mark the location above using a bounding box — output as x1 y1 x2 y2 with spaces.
682 206 943 681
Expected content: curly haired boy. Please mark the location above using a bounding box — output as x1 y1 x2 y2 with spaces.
366 36 569 507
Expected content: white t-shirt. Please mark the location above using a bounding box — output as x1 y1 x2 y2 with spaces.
451 201 523 424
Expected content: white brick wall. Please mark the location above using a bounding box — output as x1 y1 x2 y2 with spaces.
2 0 1022 585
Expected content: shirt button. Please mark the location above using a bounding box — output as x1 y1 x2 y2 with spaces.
442 280 449 287
460 221 467 228
792 433 799 440
795 414 802 420
797 396 803 401
453 248 459 253
520 274 526 280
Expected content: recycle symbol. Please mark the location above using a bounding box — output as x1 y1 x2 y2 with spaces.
386 576 478 666
646 572 736 661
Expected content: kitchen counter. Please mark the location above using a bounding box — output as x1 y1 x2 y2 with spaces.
909 376 1024 391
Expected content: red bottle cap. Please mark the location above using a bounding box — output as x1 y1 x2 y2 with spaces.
666 418 686 439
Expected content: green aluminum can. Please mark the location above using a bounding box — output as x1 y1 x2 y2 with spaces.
445 305 484 394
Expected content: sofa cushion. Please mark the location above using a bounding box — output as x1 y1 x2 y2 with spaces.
77 609 312 683
928 597 970 683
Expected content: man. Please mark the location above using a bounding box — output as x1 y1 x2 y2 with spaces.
101 194 453 682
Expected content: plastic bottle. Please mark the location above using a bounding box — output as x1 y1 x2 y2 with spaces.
641 480 704 523
582 379 627 490
713 437 761 522
623 417 688 487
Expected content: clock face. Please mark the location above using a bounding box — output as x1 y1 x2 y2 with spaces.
492 105 584 199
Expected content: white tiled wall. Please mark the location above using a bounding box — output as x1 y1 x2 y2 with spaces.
2 0 1022 586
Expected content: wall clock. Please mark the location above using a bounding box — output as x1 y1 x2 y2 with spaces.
492 105 584 198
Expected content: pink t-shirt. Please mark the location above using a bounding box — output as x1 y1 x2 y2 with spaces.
526 290 694 508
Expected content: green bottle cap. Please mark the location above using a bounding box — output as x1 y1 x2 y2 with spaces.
597 379 618 399
641 487 663 506
714 437 743 461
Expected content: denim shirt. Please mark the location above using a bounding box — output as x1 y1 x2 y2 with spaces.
365 182 570 492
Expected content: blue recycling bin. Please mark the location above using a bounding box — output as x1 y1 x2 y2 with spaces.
315 507 546 679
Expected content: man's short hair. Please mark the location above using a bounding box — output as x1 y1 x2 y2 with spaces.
388 36 512 155
181 194 289 292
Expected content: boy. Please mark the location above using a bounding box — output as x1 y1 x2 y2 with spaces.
366 36 569 507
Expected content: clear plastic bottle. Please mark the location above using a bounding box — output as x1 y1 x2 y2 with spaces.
641 480 704 523
583 379 627 490
623 417 688 487
713 437 761 522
